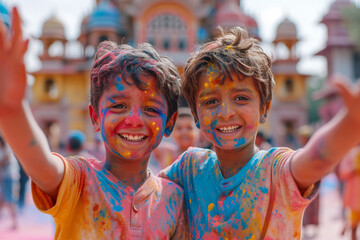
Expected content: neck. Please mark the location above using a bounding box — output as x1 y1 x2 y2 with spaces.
215 144 258 179
104 155 150 191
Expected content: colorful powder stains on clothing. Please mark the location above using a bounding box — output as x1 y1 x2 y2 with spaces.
160 147 319 239
32 153 187 239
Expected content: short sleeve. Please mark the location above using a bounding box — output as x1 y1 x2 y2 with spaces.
158 150 189 188
272 149 319 211
31 153 87 220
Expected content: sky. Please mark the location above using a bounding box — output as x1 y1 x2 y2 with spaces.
2 0 359 78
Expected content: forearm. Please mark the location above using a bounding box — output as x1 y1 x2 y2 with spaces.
292 108 360 189
0 100 64 197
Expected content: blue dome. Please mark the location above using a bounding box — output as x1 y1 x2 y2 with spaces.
197 27 209 43
0 1 10 29
87 0 126 34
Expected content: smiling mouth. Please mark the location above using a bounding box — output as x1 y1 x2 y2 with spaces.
216 125 240 133
119 134 148 142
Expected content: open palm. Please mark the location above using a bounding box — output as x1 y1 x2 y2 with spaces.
0 7 28 114
331 74 360 125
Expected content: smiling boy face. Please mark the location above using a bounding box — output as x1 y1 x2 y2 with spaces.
90 74 176 162
195 70 264 150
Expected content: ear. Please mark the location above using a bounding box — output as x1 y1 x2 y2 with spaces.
164 111 178 137
259 101 271 124
89 104 100 132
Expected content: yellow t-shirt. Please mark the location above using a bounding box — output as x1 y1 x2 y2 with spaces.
32 153 187 240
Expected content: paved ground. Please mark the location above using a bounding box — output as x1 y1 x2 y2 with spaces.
0 173 357 239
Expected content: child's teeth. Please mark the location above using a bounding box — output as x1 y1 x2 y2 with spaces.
218 126 239 132
121 134 145 141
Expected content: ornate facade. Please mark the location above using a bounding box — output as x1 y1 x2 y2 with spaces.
31 0 259 145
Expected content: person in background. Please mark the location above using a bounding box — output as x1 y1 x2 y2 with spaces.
0 135 18 230
152 107 198 171
17 157 29 211
339 144 360 240
255 131 272 150
87 133 106 161
65 130 94 159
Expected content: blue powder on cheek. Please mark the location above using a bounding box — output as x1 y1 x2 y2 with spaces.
234 137 246 148
99 109 124 158
209 119 222 147
100 108 109 144
115 76 124 91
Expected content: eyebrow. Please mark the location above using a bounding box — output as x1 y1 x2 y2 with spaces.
147 96 165 107
232 88 255 95
107 94 165 107
106 94 130 101
198 90 218 99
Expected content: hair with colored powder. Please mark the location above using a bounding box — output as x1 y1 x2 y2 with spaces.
90 41 181 122
183 27 274 121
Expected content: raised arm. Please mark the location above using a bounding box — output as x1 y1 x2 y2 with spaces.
291 75 360 192
0 7 64 199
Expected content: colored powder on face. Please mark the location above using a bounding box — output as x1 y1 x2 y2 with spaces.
115 76 124 91
209 119 222 146
234 137 246 148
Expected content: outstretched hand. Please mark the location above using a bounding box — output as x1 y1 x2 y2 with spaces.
0 7 29 114
331 74 360 126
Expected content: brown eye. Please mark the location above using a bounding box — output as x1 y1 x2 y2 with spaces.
204 99 218 105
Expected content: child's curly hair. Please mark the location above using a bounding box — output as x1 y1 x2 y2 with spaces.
183 27 274 121
90 41 181 122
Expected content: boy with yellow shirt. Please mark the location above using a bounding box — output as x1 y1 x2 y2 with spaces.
0 8 187 239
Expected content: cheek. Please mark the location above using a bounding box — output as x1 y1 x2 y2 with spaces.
149 113 167 141
100 109 122 139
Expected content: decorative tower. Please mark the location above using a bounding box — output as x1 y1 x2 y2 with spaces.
314 0 359 123
212 0 259 38
31 0 261 145
268 17 309 148
316 0 358 81
78 0 127 59
32 16 92 149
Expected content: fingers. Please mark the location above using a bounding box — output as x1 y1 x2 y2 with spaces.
21 38 29 56
0 15 8 49
9 7 28 60
10 7 23 51
330 74 360 107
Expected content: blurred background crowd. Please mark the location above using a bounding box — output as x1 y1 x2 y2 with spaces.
0 0 360 239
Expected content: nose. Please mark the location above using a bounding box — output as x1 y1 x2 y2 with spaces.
124 107 144 128
218 100 235 120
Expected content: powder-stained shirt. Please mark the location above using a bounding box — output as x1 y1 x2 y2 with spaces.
32 153 187 240
159 147 319 240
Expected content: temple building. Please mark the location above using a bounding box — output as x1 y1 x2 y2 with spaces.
314 0 360 123
31 0 315 148
266 17 309 148
31 0 260 146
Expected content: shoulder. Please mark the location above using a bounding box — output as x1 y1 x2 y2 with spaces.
256 147 295 168
155 176 184 195
58 154 100 174
182 147 215 163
